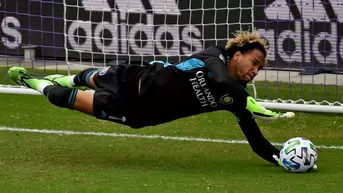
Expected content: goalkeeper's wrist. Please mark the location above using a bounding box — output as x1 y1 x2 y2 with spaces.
272 154 282 166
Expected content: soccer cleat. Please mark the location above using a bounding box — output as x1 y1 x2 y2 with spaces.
8 67 30 87
45 74 88 90
8 67 53 90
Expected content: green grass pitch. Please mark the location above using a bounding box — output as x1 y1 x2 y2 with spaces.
0 67 343 192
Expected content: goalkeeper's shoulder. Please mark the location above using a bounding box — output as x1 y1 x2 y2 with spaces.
245 96 295 120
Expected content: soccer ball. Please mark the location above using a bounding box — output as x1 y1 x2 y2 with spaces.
279 137 317 173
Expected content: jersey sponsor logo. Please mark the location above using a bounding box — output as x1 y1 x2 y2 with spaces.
219 94 233 105
256 0 342 66
189 71 217 108
66 0 203 56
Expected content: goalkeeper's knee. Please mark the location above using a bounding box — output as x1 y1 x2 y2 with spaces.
73 68 98 88
43 85 78 109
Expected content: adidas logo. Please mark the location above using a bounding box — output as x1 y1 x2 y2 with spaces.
81 0 180 15
264 0 342 21
66 0 202 57
256 0 342 67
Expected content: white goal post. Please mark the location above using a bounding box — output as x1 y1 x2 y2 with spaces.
0 0 343 113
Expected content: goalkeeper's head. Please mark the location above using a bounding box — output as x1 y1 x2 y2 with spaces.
225 30 268 82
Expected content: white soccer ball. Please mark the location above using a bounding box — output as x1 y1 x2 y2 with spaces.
279 137 318 173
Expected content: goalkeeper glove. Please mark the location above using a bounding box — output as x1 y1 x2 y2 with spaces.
246 96 295 120
272 155 283 166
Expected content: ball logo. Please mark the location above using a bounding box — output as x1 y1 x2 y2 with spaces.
219 94 233 105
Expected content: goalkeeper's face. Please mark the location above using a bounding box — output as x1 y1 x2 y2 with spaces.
233 48 265 82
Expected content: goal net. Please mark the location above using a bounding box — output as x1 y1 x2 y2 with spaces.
64 0 253 66
0 0 68 95
254 0 343 113
0 0 343 113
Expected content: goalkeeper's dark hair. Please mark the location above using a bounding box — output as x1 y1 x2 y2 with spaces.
225 30 268 59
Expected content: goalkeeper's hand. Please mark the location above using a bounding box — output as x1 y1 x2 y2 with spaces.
272 155 318 170
246 96 295 120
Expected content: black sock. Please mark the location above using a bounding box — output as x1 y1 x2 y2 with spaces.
73 68 98 87
43 85 78 109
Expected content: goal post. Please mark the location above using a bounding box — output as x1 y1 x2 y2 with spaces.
0 0 343 113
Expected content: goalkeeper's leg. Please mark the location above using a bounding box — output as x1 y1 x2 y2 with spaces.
8 67 92 112
42 86 127 123
45 68 99 90
8 67 125 121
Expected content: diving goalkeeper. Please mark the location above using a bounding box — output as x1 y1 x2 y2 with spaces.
8 31 294 166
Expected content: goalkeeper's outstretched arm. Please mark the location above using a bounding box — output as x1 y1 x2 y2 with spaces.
235 108 280 165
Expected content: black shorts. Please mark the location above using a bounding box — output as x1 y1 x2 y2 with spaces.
91 65 146 128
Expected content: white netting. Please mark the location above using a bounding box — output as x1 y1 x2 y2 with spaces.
1 0 343 113
254 0 343 112
63 0 253 66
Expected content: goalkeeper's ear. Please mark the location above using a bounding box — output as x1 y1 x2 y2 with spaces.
246 96 295 120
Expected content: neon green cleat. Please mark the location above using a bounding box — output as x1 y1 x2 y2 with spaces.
44 74 88 90
8 67 53 90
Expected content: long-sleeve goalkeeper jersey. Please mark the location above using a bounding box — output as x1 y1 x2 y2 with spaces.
121 46 280 165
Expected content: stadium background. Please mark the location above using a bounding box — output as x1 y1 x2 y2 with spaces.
0 1 343 192
1 0 342 73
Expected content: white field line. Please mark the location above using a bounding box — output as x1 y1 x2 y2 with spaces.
0 126 342 150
